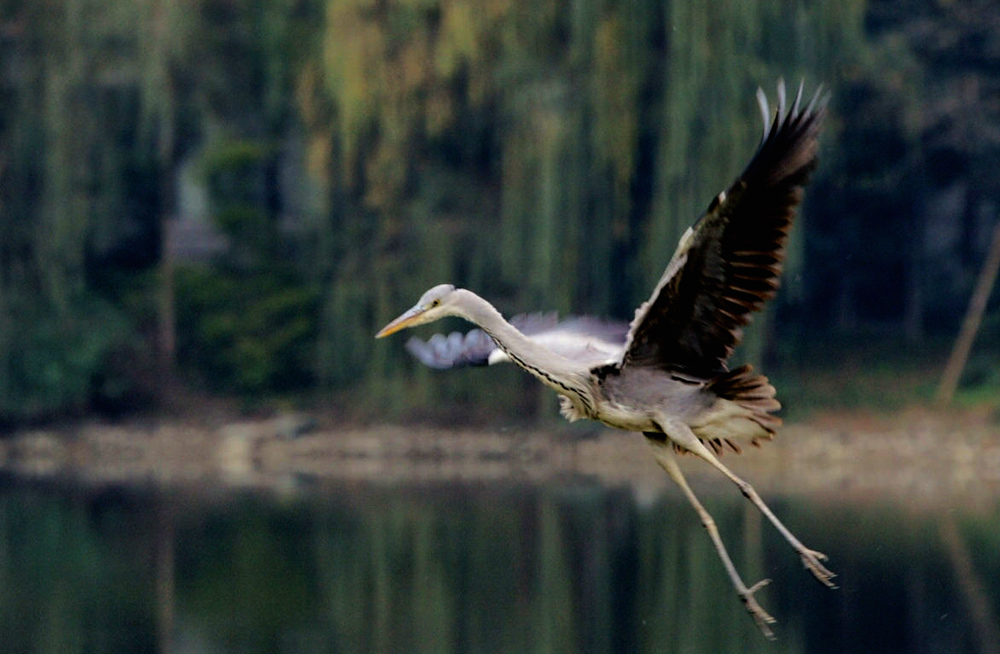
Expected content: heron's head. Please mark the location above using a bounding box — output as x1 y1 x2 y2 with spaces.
375 284 459 338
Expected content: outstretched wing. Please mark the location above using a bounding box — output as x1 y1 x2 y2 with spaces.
405 329 499 369
618 81 827 375
406 314 627 369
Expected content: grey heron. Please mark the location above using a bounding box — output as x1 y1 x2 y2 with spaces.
376 82 833 638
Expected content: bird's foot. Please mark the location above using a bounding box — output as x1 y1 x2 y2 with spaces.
740 579 777 640
800 548 837 588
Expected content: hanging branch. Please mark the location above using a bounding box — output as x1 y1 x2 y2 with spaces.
937 217 1000 404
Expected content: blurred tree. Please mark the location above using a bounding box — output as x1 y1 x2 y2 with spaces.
307 0 874 416
1 0 997 424
0 0 157 420
167 2 324 399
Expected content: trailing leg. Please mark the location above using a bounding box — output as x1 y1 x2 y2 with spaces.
646 435 777 640
663 423 836 588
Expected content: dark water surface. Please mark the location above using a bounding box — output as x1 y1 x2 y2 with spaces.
1 472 998 654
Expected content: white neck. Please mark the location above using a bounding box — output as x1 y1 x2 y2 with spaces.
451 289 592 398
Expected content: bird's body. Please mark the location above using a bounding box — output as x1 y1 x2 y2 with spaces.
597 368 750 437
376 81 833 639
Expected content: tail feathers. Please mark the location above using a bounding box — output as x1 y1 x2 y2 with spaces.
710 363 782 433
683 364 781 456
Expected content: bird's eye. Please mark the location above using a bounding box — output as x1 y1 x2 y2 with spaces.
430 299 441 307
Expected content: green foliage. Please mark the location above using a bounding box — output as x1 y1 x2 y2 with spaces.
171 123 319 398
200 137 280 265
211 205 273 254
308 0 878 414
2 0 997 423
201 139 275 205
175 265 318 397
0 296 133 423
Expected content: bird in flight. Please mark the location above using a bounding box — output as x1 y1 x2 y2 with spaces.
376 81 833 638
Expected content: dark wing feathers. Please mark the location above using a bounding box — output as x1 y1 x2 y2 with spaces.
619 81 826 375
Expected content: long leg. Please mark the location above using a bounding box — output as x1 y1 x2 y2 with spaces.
662 422 836 588
646 436 777 640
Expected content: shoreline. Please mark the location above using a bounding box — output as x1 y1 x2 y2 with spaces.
1 407 998 509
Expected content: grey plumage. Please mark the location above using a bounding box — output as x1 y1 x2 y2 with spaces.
376 81 834 639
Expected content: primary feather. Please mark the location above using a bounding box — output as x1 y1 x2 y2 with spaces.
618 82 826 376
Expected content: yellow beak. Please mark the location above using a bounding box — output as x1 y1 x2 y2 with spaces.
375 306 425 339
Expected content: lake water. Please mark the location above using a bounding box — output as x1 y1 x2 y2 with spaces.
2 463 998 654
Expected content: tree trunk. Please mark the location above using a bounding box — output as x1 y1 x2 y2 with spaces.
936 218 1000 404
158 221 176 380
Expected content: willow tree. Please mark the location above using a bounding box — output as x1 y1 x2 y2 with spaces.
305 0 870 417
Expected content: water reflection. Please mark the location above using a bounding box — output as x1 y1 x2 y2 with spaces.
1 477 998 653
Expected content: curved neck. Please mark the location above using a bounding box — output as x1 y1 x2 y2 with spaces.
452 289 591 396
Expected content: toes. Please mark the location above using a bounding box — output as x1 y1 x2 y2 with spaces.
740 580 777 639
753 614 777 641
801 553 838 588
808 549 829 561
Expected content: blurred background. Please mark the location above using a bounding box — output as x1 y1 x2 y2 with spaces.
0 0 997 425
1 0 1000 653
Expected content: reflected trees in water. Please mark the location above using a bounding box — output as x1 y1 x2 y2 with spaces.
2 481 998 653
